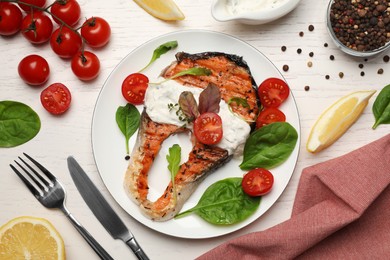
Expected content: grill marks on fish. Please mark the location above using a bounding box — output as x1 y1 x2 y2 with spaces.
124 52 259 221
164 52 259 122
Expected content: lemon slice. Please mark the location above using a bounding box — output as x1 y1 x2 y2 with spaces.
133 0 185 21
0 216 65 260
307 90 376 153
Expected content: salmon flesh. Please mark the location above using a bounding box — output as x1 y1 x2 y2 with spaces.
123 52 259 221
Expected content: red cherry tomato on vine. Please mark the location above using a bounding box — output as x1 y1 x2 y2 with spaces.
0 2 23 36
71 51 100 81
50 26 82 58
194 112 223 145
258 77 290 108
81 17 111 48
18 0 46 12
40 83 71 115
21 11 53 44
50 0 81 27
242 168 274 197
256 107 286 129
121 73 149 105
18 55 50 86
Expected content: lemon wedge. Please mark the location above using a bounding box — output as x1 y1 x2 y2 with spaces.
307 90 376 153
0 216 66 260
133 0 185 21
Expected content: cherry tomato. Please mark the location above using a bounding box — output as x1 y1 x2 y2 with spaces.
0 2 23 36
40 83 71 115
81 17 111 48
50 26 82 58
71 51 100 81
121 73 149 105
18 0 46 12
21 11 53 44
242 168 274 197
50 0 81 27
18 55 50 86
256 107 286 129
194 112 223 145
258 77 290 108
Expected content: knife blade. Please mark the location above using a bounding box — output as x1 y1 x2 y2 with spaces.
67 156 149 260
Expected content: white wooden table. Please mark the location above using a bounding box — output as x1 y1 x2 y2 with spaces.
1 0 389 259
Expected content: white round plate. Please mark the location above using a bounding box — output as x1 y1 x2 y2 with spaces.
92 29 300 239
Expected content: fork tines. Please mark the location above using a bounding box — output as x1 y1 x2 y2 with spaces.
10 153 55 197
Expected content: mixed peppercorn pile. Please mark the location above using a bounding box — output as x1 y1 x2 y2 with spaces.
329 0 390 52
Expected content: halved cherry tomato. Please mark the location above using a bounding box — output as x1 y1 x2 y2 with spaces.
0 2 23 36
258 77 290 108
256 107 286 129
121 73 149 105
71 51 100 81
50 0 81 27
21 11 53 44
242 168 274 197
194 112 223 145
18 54 50 86
40 83 71 115
81 17 111 48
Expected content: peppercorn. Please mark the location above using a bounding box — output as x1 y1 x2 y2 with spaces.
330 55 335 60
297 48 302 54
283 65 289 72
308 25 315 31
384 55 389 62
309 52 314 57
304 86 310 91
281 46 287 52
378 68 384 74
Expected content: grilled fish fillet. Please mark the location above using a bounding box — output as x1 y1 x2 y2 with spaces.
124 52 259 221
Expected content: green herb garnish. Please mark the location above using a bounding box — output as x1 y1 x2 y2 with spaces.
240 122 298 170
115 103 141 154
166 144 181 202
139 41 178 72
152 67 212 85
175 177 261 225
372 84 390 129
0 101 41 148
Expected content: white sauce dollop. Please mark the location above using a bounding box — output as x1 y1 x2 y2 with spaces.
145 80 251 155
226 0 289 15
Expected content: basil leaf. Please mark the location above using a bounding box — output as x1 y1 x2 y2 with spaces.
228 97 250 108
116 104 140 154
140 40 178 72
166 144 181 202
372 84 390 129
178 91 199 121
240 122 298 170
198 83 220 114
0 101 41 148
175 178 260 225
170 67 212 79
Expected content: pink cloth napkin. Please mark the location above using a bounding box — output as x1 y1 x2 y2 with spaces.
199 134 390 259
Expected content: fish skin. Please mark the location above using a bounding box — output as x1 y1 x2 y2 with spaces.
123 52 259 221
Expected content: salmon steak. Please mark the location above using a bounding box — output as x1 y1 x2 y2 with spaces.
123 52 260 221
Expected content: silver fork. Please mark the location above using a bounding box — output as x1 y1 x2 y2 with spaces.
10 153 114 260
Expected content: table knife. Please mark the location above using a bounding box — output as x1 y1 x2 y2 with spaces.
67 156 149 260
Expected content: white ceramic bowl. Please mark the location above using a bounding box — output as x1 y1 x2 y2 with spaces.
211 0 301 25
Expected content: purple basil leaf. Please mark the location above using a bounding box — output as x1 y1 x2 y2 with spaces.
198 84 221 114
179 91 199 121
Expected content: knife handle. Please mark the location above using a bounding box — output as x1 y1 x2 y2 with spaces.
62 207 114 260
125 237 149 260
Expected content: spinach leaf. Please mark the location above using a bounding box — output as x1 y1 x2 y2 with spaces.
0 101 41 148
372 84 390 129
140 40 178 72
116 104 140 154
175 178 261 225
166 144 181 202
240 122 298 170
